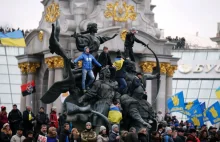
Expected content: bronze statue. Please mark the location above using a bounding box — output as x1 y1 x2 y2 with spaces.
72 23 118 58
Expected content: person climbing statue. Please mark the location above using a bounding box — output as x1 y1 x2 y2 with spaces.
124 27 147 62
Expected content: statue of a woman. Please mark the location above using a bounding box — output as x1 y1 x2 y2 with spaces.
72 23 118 58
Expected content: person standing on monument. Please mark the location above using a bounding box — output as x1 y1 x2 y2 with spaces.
124 27 147 62
73 46 102 92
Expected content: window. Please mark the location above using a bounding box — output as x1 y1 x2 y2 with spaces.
0 65 8 74
201 80 213 89
208 99 218 107
19 48 24 55
194 52 207 60
7 56 18 65
189 80 201 88
6 47 18 56
11 85 21 93
187 89 199 98
0 84 11 93
0 56 7 65
207 52 220 60
176 89 187 98
0 94 12 103
172 80 177 88
210 89 217 98
8 66 20 74
12 94 20 103
199 89 212 98
0 47 5 55
0 75 9 83
172 52 182 58
9 75 21 84
176 80 189 89
181 52 194 60
213 80 220 89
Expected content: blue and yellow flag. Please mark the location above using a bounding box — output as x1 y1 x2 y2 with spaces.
188 103 204 127
167 91 184 112
188 115 204 127
216 87 220 99
206 101 220 125
181 99 200 117
200 102 209 122
0 30 26 47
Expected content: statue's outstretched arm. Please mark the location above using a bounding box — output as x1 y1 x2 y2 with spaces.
97 33 118 44
143 74 158 80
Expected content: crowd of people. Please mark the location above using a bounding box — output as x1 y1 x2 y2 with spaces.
1 104 220 142
166 36 187 50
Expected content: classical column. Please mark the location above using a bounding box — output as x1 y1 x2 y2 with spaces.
166 65 178 112
18 63 28 112
46 56 64 113
26 63 40 111
45 57 56 113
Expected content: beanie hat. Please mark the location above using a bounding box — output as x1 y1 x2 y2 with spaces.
86 122 92 126
17 127 24 131
27 131 34 135
1 106 6 110
165 127 172 133
3 123 9 128
100 126 106 132
112 124 118 130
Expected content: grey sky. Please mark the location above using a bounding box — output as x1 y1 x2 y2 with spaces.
0 0 219 38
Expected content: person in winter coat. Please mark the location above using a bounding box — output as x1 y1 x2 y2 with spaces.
113 50 127 93
59 123 70 142
138 128 149 142
1 123 12 142
124 127 138 142
120 131 128 142
58 111 68 135
174 128 185 142
151 131 162 142
96 46 115 79
23 131 34 142
10 127 26 142
49 106 58 129
35 107 49 133
199 130 208 142
73 46 102 92
162 127 174 142
8 104 22 135
97 126 109 142
186 129 200 142
35 124 47 142
70 128 81 142
0 106 8 130
47 127 59 142
124 27 147 62
81 122 97 142
109 124 120 142
22 106 35 136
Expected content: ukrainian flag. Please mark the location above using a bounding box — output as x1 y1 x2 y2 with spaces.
167 91 185 112
0 30 26 47
216 87 220 99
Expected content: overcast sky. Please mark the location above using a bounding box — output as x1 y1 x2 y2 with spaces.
0 0 219 38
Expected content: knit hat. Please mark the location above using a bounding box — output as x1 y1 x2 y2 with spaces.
165 127 172 133
112 124 118 130
86 122 92 126
3 123 9 128
17 127 24 131
27 131 34 135
1 106 6 110
100 126 106 132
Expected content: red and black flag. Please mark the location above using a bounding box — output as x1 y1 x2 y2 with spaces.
21 81 36 96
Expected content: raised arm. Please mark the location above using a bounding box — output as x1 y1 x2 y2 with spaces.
73 54 83 63
134 36 147 46
97 34 118 44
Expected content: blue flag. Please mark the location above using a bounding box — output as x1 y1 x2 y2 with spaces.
181 99 200 117
200 102 209 122
206 101 220 125
188 115 204 127
167 91 184 112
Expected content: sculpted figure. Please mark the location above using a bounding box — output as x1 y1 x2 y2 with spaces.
78 67 121 130
72 23 118 58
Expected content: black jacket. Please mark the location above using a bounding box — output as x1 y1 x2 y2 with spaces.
138 133 148 142
58 114 67 127
174 135 185 142
59 129 70 142
124 32 146 48
0 131 11 142
36 112 49 125
124 132 138 142
22 110 35 128
23 137 34 142
98 51 112 67
109 132 119 142
8 109 22 124
35 131 47 142
70 134 81 142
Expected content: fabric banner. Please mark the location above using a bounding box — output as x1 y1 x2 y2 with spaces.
21 81 36 96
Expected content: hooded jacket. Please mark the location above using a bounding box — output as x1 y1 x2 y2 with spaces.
10 134 26 142
74 48 101 70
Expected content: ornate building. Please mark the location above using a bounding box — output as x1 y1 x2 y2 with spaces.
16 0 178 114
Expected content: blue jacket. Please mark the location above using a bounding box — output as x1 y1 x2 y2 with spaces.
73 52 101 70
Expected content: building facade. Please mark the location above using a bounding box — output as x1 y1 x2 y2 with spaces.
0 46 24 111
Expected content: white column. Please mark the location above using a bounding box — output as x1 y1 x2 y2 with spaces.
52 68 63 113
20 74 27 112
156 74 166 114
165 76 173 112
26 73 35 109
46 68 55 113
